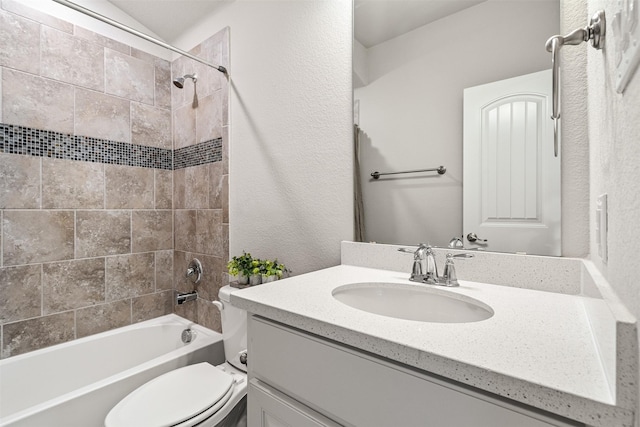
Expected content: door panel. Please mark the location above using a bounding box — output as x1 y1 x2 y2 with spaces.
463 70 560 255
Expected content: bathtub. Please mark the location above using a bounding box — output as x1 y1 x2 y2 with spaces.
0 314 224 427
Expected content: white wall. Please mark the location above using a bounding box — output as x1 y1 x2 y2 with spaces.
560 0 591 257
579 0 640 411
172 0 354 275
354 1 559 247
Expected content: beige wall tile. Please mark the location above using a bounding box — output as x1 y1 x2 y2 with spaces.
105 253 154 301
154 59 171 110
173 250 192 293
74 26 129 54
132 291 172 323
221 84 229 127
222 126 229 174
196 93 222 143
0 9 40 74
42 158 104 209
131 102 171 149
75 88 130 143
196 298 222 333
223 224 229 262
130 47 155 63
193 60 221 101
132 210 172 253
184 165 208 209
3 210 74 265
76 299 131 338
105 49 154 105
194 254 223 302
42 258 105 314
174 210 196 253
209 162 223 209
171 55 193 109
105 165 154 209
173 296 197 323
174 251 222 300
41 26 104 91
155 250 173 291
0 154 40 209
173 167 186 209
2 69 74 134
222 174 229 224
76 210 131 258
0 264 41 323
2 0 73 33
2 311 74 358
173 103 196 149
155 169 172 209
196 210 223 257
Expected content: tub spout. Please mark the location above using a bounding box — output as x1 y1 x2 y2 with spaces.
176 291 198 305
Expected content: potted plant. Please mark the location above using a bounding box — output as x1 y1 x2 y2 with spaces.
261 259 288 283
227 252 254 285
249 259 263 286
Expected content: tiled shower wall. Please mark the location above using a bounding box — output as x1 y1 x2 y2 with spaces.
0 2 229 358
171 30 230 332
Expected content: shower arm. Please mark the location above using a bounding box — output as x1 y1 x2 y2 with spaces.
51 0 228 76
545 10 605 157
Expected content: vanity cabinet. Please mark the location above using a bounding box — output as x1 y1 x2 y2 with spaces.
247 316 583 427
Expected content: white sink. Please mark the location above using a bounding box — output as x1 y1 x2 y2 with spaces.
332 282 493 323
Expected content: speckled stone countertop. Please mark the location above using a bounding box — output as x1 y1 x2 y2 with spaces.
231 264 635 427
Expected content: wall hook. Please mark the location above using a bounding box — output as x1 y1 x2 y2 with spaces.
545 10 606 157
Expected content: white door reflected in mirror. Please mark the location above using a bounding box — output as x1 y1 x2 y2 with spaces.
463 70 561 256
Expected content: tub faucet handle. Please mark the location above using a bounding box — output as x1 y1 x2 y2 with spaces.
186 258 203 284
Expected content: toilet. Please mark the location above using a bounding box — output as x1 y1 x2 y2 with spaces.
105 286 248 427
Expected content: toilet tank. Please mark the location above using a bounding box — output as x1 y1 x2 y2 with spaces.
218 286 248 373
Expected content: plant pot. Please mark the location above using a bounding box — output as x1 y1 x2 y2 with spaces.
236 273 249 285
249 274 262 286
261 275 278 283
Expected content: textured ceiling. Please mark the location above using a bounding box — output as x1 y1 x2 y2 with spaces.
354 0 485 48
107 0 231 43
105 0 485 48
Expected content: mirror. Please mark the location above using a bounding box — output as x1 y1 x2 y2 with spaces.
354 0 561 255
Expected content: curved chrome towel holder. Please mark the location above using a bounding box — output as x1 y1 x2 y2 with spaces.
545 10 606 157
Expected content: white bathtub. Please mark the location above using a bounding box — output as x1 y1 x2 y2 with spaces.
0 314 224 427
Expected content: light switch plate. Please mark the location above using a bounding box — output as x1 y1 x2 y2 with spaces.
614 0 640 92
596 194 608 264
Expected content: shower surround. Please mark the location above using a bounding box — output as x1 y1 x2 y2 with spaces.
0 1 229 359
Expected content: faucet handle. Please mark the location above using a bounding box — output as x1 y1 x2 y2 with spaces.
398 244 430 282
398 243 431 258
441 253 473 287
451 253 474 259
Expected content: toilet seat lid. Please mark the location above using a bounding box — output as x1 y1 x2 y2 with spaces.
105 362 234 427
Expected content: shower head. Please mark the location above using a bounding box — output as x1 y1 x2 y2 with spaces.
173 73 197 89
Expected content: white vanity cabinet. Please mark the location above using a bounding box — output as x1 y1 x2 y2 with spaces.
247 316 583 427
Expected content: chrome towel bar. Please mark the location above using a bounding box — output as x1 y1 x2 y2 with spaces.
371 166 446 180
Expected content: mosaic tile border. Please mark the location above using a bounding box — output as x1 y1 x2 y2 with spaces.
0 123 221 170
174 139 222 170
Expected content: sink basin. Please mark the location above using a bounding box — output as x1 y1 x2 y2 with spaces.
332 283 493 323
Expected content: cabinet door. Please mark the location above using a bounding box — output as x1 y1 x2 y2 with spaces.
250 316 581 427
248 379 341 427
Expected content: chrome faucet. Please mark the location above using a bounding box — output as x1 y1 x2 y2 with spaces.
176 291 198 305
399 244 473 287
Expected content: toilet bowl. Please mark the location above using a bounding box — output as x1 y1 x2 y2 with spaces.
105 286 248 427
